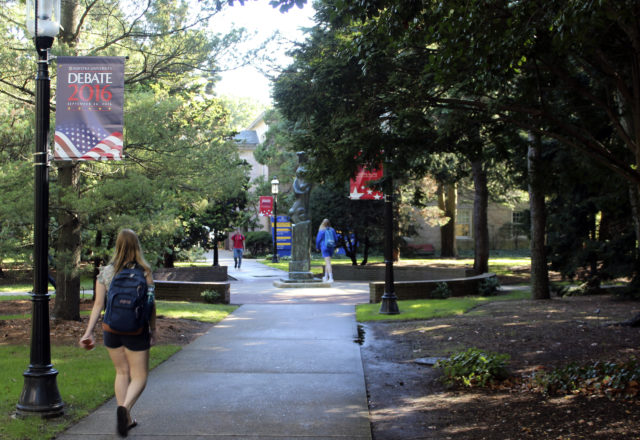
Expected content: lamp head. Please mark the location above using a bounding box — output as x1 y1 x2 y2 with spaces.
26 0 61 38
271 177 280 195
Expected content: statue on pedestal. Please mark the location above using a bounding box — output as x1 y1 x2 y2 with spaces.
286 151 313 280
289 151 311 223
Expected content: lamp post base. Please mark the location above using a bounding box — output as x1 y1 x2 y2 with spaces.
17 367 64 418
379 294 400 314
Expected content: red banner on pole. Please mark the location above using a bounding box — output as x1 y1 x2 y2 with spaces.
349 164 384 200
259 196 274 216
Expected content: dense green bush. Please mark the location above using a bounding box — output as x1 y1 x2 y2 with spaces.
436 348 511 387
532 359 640 399
432 282 451 299
478 277 501 296
200 289 221 304
245 231 273 257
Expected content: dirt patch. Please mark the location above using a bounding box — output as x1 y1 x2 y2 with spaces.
0 299 212 347
361 294 640 439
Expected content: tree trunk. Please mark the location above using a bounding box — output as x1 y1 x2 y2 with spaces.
52 163 81 320
343 230 358 265
163 251 175 268
59 0 81 45
629 183 640 254
360 235 369 265
472 160 489 274
628 183 640 288
438 182 458 258
528 135 550 299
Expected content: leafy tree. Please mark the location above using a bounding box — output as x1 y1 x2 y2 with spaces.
1 0 254 319
272 3 527 275
272 0 640 299
254 108 298 215
256 109 299 186
220 96 268 131
194 192 251 267
546 142 636 289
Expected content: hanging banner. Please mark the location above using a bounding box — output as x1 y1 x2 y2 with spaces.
54 56 125 161
349 164 384 200
259 196 274 216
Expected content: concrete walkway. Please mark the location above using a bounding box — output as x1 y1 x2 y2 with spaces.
221 251 370 305
57 252 372 439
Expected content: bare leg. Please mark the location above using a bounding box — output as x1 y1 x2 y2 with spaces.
324 256 333 281
122 348 150 411
108 345 149 430
107 347 130 407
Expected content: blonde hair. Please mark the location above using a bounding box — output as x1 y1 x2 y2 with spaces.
110 229 151 276
319 219 331 231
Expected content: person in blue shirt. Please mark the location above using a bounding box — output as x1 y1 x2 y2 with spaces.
316 218 337 282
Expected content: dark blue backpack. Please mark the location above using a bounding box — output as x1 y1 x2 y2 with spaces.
102 265 150 335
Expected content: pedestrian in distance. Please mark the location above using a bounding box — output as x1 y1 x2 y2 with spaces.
80 229 156 438
316 218 338 282
230 228 246 269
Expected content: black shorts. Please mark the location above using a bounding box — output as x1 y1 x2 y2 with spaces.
103 326 150 351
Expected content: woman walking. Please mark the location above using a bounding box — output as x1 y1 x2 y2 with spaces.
80 229 156 437
316 219 337 282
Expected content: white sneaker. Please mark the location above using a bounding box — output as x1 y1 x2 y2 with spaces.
328 276 333 283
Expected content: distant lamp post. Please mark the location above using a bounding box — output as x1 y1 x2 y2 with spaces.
378 168 399 314
271 177 280 263
378 115 399 315
17 0 64 417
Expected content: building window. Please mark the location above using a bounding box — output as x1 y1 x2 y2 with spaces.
511 210 527 237
456 209 472 237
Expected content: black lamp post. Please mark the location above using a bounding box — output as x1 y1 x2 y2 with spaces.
17 0 64 417
379 167 399 314
271 177 279 263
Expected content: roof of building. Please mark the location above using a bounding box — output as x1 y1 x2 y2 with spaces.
234 130 259 145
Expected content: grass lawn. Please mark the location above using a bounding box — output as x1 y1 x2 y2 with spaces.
357 290 530 322
259 255 384 274
0 278 95 294
0 301 236 440
260 255 531 275
0 345 180 440
0 295 38 302
155 300 237 323
174 261 211 267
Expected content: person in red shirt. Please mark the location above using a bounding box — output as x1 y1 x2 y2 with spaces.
230 229 246 269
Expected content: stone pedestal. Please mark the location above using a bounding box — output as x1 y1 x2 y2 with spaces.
286 220 314 281
274 220 328 288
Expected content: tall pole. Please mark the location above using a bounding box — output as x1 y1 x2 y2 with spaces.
379 170 399 314
272 195 278 263
212 230 219 266
17 35 64 417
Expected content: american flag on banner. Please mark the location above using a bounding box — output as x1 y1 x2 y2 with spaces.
54 122 123 161
54 56 125 161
